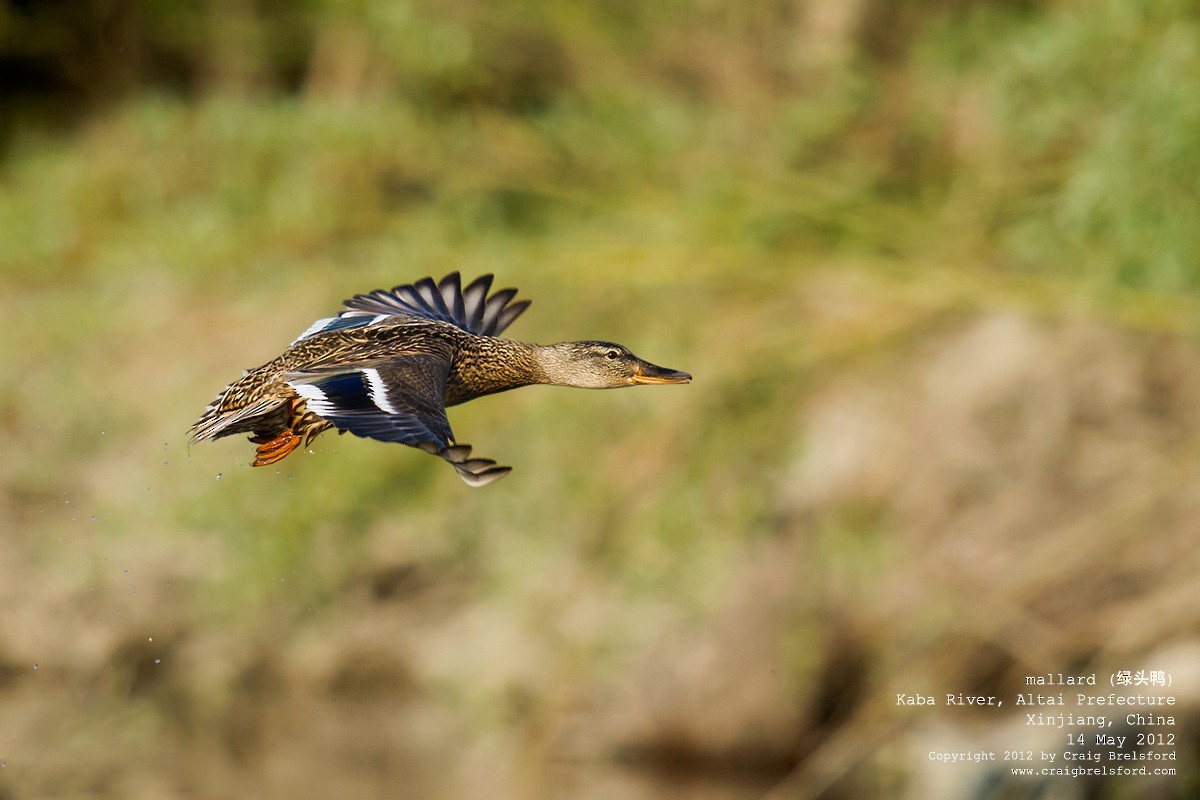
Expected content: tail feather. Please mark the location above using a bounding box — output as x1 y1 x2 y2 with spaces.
191 399 270 441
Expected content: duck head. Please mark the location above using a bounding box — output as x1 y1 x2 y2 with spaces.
538 341 692 389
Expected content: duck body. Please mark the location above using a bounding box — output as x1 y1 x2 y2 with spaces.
190 274 690 485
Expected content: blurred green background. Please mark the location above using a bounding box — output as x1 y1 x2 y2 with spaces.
3 0 1200 797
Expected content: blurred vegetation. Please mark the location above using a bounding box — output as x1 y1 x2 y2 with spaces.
3 0 1200 798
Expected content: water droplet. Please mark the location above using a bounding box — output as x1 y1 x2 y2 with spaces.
123 569 129 576
216 473 222 481
148 636 153 642
32 663 38 671
89 515 99 522
154 658 161 664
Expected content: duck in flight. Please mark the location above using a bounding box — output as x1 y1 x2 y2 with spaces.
190 273 691 485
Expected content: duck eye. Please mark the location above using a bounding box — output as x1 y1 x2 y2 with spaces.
605 349 621 360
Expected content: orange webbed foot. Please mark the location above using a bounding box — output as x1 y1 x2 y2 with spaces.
251 429 302 466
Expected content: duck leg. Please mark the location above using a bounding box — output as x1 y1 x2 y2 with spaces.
250 429 302 466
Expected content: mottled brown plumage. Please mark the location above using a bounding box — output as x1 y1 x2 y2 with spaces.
190 273 690 485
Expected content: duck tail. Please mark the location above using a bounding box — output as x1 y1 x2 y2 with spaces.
189 366 288 443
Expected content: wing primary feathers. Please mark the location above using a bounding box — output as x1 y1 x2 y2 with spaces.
334 273 528 337
429 442 512 486
480 289 517 335
493 299 532 336
440 273 467 323
412 276 452 320
460 274 493 332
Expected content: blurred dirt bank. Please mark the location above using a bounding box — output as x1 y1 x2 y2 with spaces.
3 1 1200 798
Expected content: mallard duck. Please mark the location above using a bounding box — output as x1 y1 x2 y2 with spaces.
190 273 690 485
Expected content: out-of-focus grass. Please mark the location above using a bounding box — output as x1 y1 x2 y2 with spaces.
1 0 1196 648
909 1 1200 292
3 1 1200 797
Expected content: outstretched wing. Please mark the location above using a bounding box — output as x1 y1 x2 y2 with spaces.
287 355 510 486
292 273 530 343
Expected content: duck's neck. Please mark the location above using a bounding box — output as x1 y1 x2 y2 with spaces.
446 339 606 405
445 338 550 406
